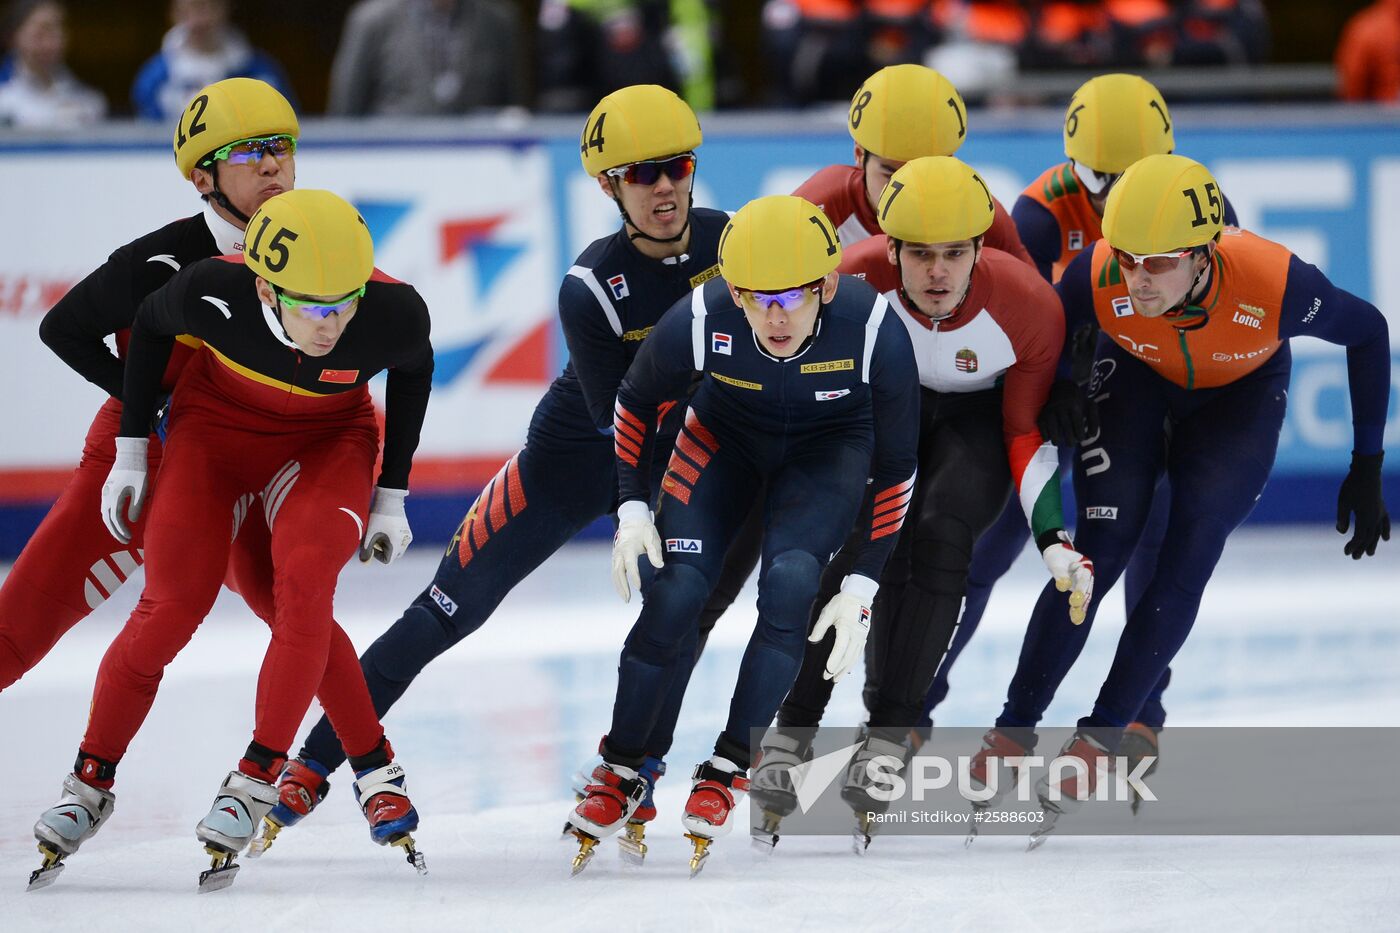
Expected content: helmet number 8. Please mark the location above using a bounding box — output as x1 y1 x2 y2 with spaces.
247 216 299 273
1182 182 1222 229
176 94 210 149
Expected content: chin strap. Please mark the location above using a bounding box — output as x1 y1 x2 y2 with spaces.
1162 249 1216 321
892 239 973 322
206 162 252 225
609 177 693 246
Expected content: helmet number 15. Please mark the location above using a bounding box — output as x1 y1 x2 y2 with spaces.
247 216 299 273
1182 182 1221 228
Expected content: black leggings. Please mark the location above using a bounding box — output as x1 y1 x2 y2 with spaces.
779 388 1012 736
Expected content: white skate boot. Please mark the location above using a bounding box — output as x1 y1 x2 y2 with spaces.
195 770 279 892
30 773 116 890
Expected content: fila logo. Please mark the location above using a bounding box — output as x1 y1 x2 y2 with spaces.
1068 230 1084 251
430 584 458 616
712 332 732 355
665 538 702 553
1112 296 1134 318
607 274 629 300
1231 310 1262 330
201 295 232 319
1085 506 1118 519
815 389 851 401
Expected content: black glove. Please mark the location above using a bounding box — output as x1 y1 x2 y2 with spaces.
1037 379 1099 448
1336 451 1390 559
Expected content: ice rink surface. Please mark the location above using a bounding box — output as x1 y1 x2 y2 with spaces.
1 526 1397 931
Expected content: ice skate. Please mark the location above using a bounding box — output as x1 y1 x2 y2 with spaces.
195 770 278 892
840 728 910 854
29 773 116 891
565 762 647 875
249 756 331 857
1120 722 1160 816
617 755 665 866
749 732 812 850
681 757 750 876
964 727 1033 846
354 759 427 874
1028 731 1113 851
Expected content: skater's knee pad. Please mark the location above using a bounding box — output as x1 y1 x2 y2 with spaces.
757 550 821 641
909 518 975 595
626 563 711 660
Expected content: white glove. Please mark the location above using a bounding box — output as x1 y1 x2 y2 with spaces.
611 499 663 603
359 487 412 565
1041 530 1095 625
100 436 149 544
809 574 878 682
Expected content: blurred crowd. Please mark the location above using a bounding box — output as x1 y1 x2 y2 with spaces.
0 0 1394 130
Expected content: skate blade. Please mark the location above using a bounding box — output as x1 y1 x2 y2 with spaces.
1027 811 1061 852
570 831 599 876
198 849 241 894
617 822 647 866
851 814 874 855
390 834 428 876
246 819 282 859
684 832 712 877
750 811 782 852
965 804 988 848
27 843 66 891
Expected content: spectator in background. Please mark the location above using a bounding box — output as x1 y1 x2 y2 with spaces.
537 0 678 112
1336 0 1400 102
1171 0 1269 65
0 0 105 128
762 0 935 106
131 0 293 121
329 0 524 116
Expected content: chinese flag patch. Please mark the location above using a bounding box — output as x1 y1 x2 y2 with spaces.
319 369 360 384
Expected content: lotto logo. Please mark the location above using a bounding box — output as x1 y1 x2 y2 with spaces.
1112 297 1134 318
430 584 458 617
1231 311 1262 330
1085 506 1118 520
815 389 851 401
666 538 703 553
607 274 629 300
712 333 732 355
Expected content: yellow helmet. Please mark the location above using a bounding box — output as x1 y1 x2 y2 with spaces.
1101 154 1223 255
173 77 299 179
243 190 374 297
848 65 968 162
876 156 995 245
1063 74 1174 175
579 84 702 176
719 195 842 291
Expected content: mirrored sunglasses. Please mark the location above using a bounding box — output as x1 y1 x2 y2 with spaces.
605 153 697 186
277 284 366 319
1071 160 1120 197
742 283 821 312
1112 247 1197 275
205 134 298 167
